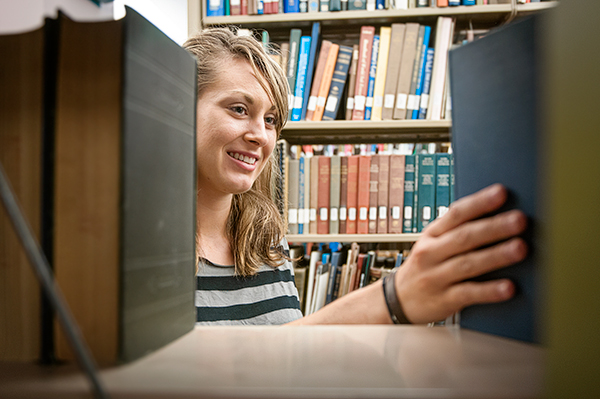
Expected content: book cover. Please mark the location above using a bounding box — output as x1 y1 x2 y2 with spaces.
412 26 431 119
309 155 319 234
329 155 341 234
368 155 379 234
357 155 371 234
313 43 340 121
330 0 342 11
402 155 415 233
291 36 312 121
50 8 196 364
345 45 360 120
449 14 543 343
406 25 426 119
393 23 420 120
388 154 406 234
370 26 391 121
427 16 454 120
286 29 302 119
339 156 349 234
417 154 436 232
418 48 435 119
317 156 331 234
230 0 242 15
364 34 380 121
206 0 225 16
382 23 406 120
306 40 333 121
285 0 300 12
348 0 367 9
287 159 300 234
435 153 451 219
377 154 391 234
352 26 375 121
300 22 321 121
346 155 359 234
322 45 353 121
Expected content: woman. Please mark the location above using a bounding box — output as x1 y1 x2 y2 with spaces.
184 28 527 326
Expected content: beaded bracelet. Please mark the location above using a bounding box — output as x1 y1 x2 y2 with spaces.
382 269 412 324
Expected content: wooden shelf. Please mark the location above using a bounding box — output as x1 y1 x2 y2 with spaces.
281 119 451 144
286 233 421 243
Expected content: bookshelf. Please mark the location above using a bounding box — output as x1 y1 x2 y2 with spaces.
287 232 420 242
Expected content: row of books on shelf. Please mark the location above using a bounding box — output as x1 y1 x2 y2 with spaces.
207 0 541 17
291 243 410 315
279 142 455 235
276 18 457 123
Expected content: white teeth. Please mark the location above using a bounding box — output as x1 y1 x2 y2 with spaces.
229 152 257 165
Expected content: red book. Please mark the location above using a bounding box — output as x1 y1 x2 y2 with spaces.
368 155 379 234
377 154 390 234
317 156 331 234
388 154 405 234
339 156 349 234
352 26 376 121
346 155 359 234
357 155 371 234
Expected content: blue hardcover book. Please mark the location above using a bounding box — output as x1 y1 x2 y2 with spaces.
322 45 353 121
402 155 415 234
330 0 342 11
449 0 460 5
449 153 455 204
435 153 451 219
257 0 264 14
298 156 305 234
291 36 312 121
461 0 475 5
376 0 385 9
418 48 434 120
286 29 302 120
364 35 380 121
348 0 366 10
449 15 543 343
412 26 431 119
300 22 321 121
285 0 300 12
206 0 225 16
325 251 341 304
412 153 420 233
417 154 436 232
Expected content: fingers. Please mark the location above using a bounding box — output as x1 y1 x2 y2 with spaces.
436 237 528 284
444 279 515 312
424 183 508 238
428 209 528 265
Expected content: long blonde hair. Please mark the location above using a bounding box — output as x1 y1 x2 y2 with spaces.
184 27 289 276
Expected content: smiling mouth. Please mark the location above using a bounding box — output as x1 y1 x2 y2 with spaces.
228 152 257 165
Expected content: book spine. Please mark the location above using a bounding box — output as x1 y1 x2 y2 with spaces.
449 153 455 204
309 156 319 234
427 16 453 120
308 0 319 11
418 48 435 119
393 23 420 120
406 25 426 119
382 23 406 120
285 0 300 12
377 154 390 234
322 45 353 121
345 45 360 120
302 154 311 234
417 154 436 232
298 156 305 234
206 0 226 16
412 26 431 119
412 154 419 233
435 153 451 219
329 155 341 234
317 156 331 234
348 0 367 9
306 40 333 122
300 22 321 121
388 154 405 233
357 155 371 234
371 26 391 121
313 43 340 121
288 159 300 234
291 36 311 121
339 156 349 233
299 0 308 11
368 155 379 234
364 35 380 121
230 0 242 15
402 155 415 233
330 0 342 10
352 26 376 121
286 29 302 120
346 155 359 233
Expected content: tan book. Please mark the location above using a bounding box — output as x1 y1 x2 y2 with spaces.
377 154 390 234
313 43 340 121
382 23 406 120
345 44 360 120
280 42 289 72
305 40 332 121
370 26 392 121
345 155 359 234
302 154 311 234
338 156 349 234
368 155 379 234
317 156 331 234
287 159 300 234
309 156 320 234
0 25 44 362
329 155 341 234
357 155 371 234
388 154 406 233
427 16 454 120
393 23 420 120
352 26 376 121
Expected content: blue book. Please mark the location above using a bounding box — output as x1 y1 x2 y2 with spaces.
291 36 312 121
364 35 380 121
402 155 415 234
298 156 305 234
435 153 451 219
257 0 264 14
300 22 321 121
322 45 353 121
449 153 455 204
285 0 300 12
325 251 340 304
449 0 460 5
376 0 385 9
462 0 475 5
330 0 342 11
418 48 435 120
206 0 225 16
412 26 431 119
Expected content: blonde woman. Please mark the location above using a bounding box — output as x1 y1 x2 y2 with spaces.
184 28 527 326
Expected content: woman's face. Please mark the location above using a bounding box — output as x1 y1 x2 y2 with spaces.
196 57 278 197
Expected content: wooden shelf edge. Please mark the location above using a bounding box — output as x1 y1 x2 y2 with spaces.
286 233 421 243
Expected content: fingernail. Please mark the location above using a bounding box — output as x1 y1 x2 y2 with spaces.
498 281 513 297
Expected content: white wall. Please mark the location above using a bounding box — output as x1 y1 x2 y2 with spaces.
115 0 188 45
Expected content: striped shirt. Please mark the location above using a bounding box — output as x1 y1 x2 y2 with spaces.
195 245 303 326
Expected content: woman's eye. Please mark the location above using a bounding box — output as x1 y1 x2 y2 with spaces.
230 106 246 115
265 116 277 127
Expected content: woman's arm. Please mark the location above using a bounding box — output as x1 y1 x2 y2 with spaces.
288 184 528 325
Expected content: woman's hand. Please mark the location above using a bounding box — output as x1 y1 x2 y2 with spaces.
396 184 528 324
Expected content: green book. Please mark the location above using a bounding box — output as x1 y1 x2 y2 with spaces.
435 153 451 219
417 154 436 232
402 155 415 234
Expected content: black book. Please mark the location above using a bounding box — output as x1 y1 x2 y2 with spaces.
449 14 547 343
